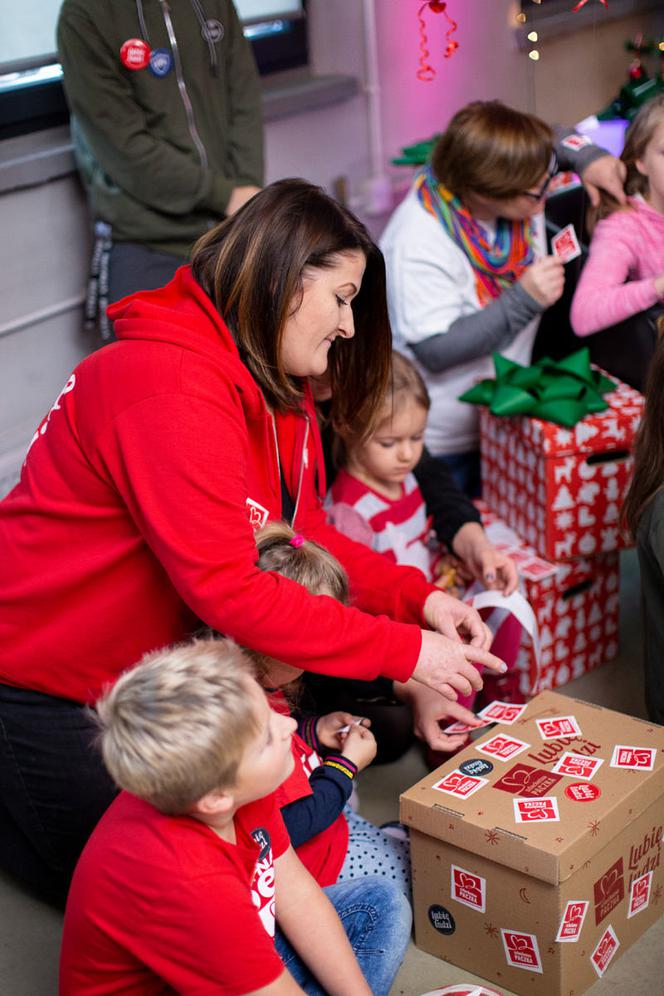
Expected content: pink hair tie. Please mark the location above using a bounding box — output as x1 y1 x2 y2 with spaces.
290 534 305 549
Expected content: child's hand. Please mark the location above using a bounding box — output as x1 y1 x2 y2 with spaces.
339 724 377 771
316 711 370 750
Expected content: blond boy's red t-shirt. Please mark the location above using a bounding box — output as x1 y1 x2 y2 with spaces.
59 790 289 995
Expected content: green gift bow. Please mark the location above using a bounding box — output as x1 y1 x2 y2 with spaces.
391 135 440 166
459 349 616 428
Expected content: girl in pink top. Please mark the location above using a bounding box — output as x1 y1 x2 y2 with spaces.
571 95 664 339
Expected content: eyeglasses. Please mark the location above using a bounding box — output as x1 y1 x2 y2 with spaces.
520 151 559 202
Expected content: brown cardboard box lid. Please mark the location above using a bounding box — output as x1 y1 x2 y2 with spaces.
400 691 664 886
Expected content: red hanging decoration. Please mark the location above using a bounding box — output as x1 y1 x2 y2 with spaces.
416 2 459 82
571 0 608 12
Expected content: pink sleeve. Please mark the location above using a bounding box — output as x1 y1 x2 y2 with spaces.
570 214 660 336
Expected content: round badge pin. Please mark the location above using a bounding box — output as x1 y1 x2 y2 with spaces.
565 782 601 802
202 18 224 44
427 904 456 936
149 47 173 77
120 38 151 71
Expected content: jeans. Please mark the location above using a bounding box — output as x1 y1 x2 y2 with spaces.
274 877 412 996
436 449 482 499
0 684 117 906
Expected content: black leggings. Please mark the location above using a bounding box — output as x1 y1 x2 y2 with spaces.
0 684 117 907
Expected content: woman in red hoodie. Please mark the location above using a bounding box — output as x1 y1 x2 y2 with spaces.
0 179 504 904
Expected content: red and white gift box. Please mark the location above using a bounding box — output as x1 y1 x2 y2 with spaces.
479 378 642 562
476 501 619 694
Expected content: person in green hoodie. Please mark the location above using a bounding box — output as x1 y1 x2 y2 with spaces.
57 0 264 334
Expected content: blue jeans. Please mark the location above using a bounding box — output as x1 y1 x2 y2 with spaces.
274 878 411 996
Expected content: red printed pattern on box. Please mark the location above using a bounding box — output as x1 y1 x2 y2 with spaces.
480 379 643 562
591 925 620 977
493 763 562 797
593 858 625 925
556 900 589 942
477 503 620 695
450 864 486 913
500 929 543 973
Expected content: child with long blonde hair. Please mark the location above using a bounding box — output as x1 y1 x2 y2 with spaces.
571 95 664 386
250 521 412 897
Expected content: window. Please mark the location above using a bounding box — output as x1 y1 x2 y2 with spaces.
0 1 308 140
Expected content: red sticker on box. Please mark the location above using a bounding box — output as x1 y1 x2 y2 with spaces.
476 735 530 762
536 715 582 739
610 745 656 771
500 929 543 973
627 871 653 918
565 782 601 802
552 752 604 780
556 900 589 942
477 701 528 725
514 796 560 823
591 924 620 977
450 864 486 913
432 769 488 799
494 763 562 797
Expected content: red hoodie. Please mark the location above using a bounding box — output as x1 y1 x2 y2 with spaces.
0 268 434 704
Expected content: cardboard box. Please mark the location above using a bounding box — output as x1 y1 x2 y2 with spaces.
479 378 643 562
477 502 620 694
401 691 664 996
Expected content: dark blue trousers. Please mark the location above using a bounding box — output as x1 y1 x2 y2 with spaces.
0 684 117 906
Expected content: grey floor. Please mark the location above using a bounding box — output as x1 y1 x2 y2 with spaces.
0 549 659 995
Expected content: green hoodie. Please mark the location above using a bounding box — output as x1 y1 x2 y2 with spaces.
57 0 264 256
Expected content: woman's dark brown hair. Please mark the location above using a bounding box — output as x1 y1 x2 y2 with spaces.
191 178 392 435
623 316 664 538
432 100 553 202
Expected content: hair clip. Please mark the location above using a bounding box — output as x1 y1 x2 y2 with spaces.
289 534 305 549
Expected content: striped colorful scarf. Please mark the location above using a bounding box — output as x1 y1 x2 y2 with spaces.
415 165 534 307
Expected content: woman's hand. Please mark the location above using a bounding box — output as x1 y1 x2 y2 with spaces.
423 589 492 648
519 256 565 309
315 711 370 750
395 680 486 752
412 630 506 701
452 522 519 595
580 154 627 208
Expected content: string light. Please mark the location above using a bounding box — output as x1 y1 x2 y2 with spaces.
528 30 539 42
529 50 540 61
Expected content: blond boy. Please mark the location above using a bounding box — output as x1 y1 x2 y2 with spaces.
59 638 411 995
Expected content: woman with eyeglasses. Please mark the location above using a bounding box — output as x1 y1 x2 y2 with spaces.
381 100 625 496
